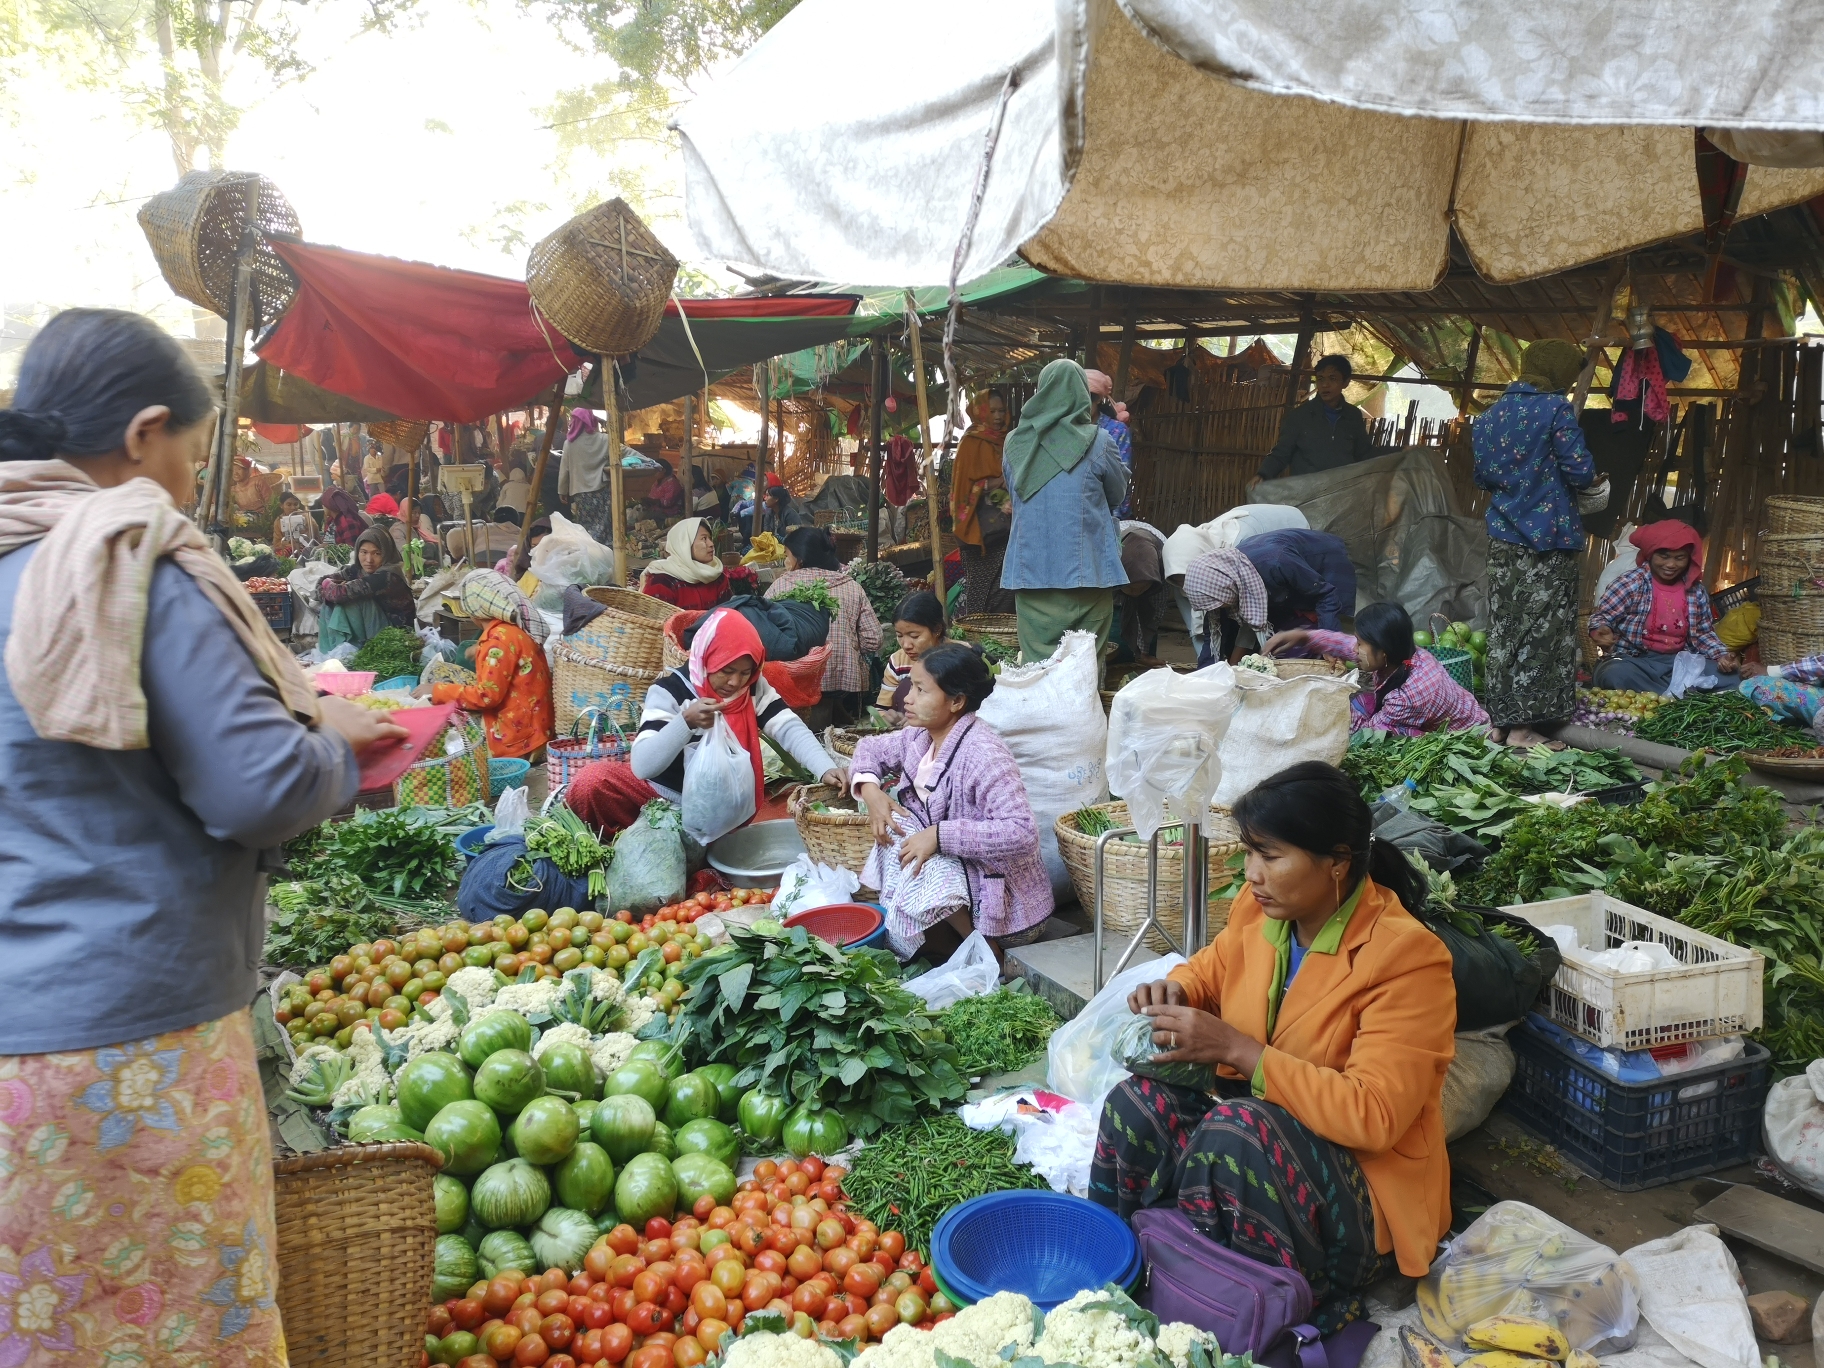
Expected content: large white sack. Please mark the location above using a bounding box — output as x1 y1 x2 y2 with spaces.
978 629 1107 899
1213 668 1356 808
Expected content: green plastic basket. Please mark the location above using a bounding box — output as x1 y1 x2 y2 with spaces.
1432 646 1475 690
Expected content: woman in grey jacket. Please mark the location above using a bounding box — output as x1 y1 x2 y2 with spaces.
0 309 404 1361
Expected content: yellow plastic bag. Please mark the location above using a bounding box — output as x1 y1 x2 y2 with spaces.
742 531 785 565
1716 602 1760 649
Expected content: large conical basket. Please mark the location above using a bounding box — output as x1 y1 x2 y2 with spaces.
137 170 301 330
527 198 679 356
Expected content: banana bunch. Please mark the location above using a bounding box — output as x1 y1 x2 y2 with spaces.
1403 1320 1599 1368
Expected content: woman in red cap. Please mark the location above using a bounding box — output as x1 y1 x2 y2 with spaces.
565 605 846 838
1588 519 1740 692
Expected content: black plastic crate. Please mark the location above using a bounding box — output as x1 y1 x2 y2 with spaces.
1709 576 1759 616
1501 1020 1770 1191
1587 781 1648 806
251 589 293 634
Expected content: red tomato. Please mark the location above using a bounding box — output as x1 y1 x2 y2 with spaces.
672 1262 705 1295
578 1301 612 1331
786 1245 823 1282
513 1332 550 1367
661 1284 687 1316
537 1290 570 1317
569 1274 594 1297
694 1319 731 1355
608 1287 637 1323
645 1217 673 1240
604 1225 640 1256
610 1255 646 1289
539 1313 575 1350
428 1306 455 1337
547 1356 577 1368
673 1338 708 1367
878 1230 906 1261
898 1251 924 1273
574 1329 605 1365
485 1279 522 1317
836 1313 868 1343
583 1246 614 1281
452 1299 488 1331
753 1250 787 1276
866 1302 899 1339
689 1283 727 1321
691 1193 716 1220
600 1324 633 1365
625 1303 669 1336
628 1347 671 1368
917 1268 937 1296
843 1264 882 1300
483 1323 522 1362
631 1271 666 1306
791 1284 828 1319
872 1253 897 1279
799 1155 826 1182
566 1297 590 1322
460 1356 498 1368
511 1307 544 1337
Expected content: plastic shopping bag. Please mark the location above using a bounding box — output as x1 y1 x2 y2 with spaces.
1764 1058 1824 1200
1416 1200 1639 1353
903 932 1001 1011
1214 667 1356 808
1046 953 1186 1112
1668 650 1719 699
493 786 530 838
772 855 861 920
1105 664 1238 842
529 512 616 590
681 713 758 844
1112 1011 1217 1091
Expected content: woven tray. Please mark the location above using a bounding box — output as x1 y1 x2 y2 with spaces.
1743 749 1824 779
788 782 876 877
953 613 1020 651
274 1142 441 1368
1055 800 1243 954
824 722 901 759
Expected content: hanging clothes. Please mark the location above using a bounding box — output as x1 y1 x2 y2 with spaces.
882 435 920 507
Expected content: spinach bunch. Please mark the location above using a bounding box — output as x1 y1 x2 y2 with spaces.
287 806 463 900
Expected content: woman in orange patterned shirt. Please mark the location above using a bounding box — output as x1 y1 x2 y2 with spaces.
427 569 554 760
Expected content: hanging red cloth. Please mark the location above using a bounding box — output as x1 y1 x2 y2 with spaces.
257 240 583 423
1613 347 1670 425
882 435 920 507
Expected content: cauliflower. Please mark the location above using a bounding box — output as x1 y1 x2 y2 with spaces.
591 969 625 1005
426 995 454 1022
392 1016 460 1059
444 966 498 1010
589 1032 638 1078
288 1043 338 1086
721 1332 841 1368
1157 1322 1220 1368
615 994 657 1034
855 1291 1037 1368
330 1024 393 1106
1032 1289 1153 1367
495 979 570 1018
532 1023 594 1059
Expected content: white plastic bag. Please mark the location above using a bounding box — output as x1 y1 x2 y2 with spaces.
1046 953 1186 1112
1213 668 1357 808
1106 664 1238 841
493 786 530 837
1668 650 1719 699
903 932 1001 1010
978 629 1108 898
1417 1200 1639 1353
1764 1058 1824 1199
772 855 861 920
681 713 758 844
958 1091 1101 1196
1622 1226 1757 1368
529 511 616 589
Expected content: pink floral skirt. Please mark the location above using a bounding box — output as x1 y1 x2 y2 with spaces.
0 1009 286 1367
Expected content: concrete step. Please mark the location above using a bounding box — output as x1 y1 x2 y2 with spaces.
1004 932 1159 1020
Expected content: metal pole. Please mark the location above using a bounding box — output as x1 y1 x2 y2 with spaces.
905 290 944 601
608 362 627 587
1180 816 1207 954
866 339 885 562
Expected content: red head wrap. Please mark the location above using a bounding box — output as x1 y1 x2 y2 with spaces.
688 608 768 811
1629 520 1703 584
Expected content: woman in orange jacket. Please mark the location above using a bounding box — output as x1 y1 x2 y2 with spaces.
425 569 554 760
1089 761 1455 1331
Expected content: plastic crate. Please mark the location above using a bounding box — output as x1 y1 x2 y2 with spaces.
1501 1019 1770 1190
1709 576 1759 616
1502 894 1762 1049
251 589 293 633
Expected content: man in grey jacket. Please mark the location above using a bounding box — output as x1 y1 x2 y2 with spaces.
1251 353 1374 485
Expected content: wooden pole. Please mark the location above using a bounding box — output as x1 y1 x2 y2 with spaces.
906 289 945 600
406 428 420 551
1113 301 1137 401
1572 259 1630 415
1457 326 1483 415
1283 298 1316 415
755 361 769 523
866 339 885 562
608 363 627 587
201 179 261 531
681 394 695 515
517 382 565 572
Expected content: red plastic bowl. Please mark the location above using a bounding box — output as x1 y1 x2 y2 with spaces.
783 903 885 948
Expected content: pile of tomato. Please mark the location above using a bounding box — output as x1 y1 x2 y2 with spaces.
653 886 775 926
423 1156 950 1368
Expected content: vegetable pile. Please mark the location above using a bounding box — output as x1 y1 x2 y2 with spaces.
846 558 910 653
1633 690 1812 753
838 1113 1048 1259
352 625 427 680
1570 687 1667 734
777 581 842 618
936 988 1060 1079
245 575 292 594
672 925 967 1141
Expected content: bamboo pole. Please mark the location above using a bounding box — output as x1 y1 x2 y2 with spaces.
755 361 769 519
1113 301 1137 401
681 394 694 509
866 339 885 562
1571 259 1630 414
906 289 944 600
608 364 627 587
1282 299 1316 416
1456 326 1483 414
516 382 566 572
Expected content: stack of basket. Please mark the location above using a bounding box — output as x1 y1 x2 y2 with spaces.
551 586 673 732
1756 496 1824 663
1054 801 1244 954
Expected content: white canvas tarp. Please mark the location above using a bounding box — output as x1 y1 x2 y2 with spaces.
676 0 1824 291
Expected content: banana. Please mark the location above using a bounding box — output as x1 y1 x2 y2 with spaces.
1461 1353 1555 1368
1401 1328 1454 1368
1566 1352 1598 1368
1466 1317 1571 1361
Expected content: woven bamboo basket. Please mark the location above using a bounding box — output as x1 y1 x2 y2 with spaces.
953 614 1020 652
662 609 708 672
370 420 429 453
788 783 877 877
570 585 675 674
824 722 900 759
1755 534 1824 663
137 170 301 330
1271 658 1347 678
1055 801 1243 954
526 198 679 357
273 1142 441 1368
1766 495 1824 537
552 645 657 733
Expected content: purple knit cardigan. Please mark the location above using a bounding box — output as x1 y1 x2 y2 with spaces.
849 716 1053 939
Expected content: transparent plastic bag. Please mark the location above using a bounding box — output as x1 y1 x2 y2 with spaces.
1105 664 1238 842
681 714 756 844
493 786 530 838
903 932 1001 1010
771 855 861 920
1046 953 1186 1110
1112 1011 1217 1090
529 512 615 589
1416 1200 1640 1353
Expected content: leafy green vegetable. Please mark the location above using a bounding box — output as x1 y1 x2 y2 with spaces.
1072 806 1118 838
839 1111 1047 1256
777 579 840 617
287 806 462 900
672 924 965 1139
937 986 1061 1077
514 806 611 897
349 625 423 680
1634 690 1814 753
264 874 443 967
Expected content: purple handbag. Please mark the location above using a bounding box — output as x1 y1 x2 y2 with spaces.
1130 1209 1378 1368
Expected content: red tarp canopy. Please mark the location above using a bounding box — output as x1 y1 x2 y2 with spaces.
258 240 584 422
250 421 309 443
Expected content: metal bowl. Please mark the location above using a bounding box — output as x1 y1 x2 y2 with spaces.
706 819 807 887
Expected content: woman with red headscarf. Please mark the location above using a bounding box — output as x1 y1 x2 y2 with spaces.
565 606 847 837
1588 519 1741 692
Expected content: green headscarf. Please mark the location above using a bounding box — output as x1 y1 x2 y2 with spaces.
1519 339 1585 394
1002 358 1100 501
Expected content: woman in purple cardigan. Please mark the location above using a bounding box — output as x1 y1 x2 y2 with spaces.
850 643 1053 960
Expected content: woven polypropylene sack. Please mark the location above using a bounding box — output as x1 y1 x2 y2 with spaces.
1213 668 1356 809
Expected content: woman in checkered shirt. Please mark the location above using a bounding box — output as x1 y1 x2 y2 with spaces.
1266 602 1488 737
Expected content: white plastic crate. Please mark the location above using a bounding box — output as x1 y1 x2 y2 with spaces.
1502 893 1763 1050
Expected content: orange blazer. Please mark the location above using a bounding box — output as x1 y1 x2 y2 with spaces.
1167 876 1455 1276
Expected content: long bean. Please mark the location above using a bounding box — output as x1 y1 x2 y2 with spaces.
1634 691 1812 753
841 1112 1047 1257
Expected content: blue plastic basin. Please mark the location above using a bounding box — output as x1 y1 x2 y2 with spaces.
455 824 495 860
929 1191 1140 1310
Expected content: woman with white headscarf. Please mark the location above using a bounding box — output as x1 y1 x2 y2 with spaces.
639 515 757 609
